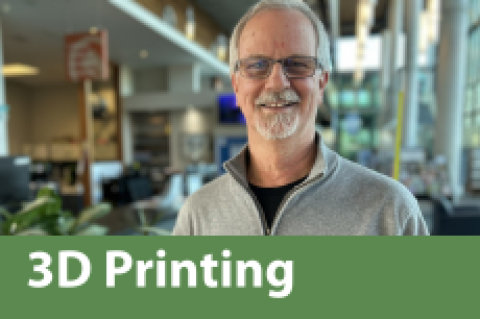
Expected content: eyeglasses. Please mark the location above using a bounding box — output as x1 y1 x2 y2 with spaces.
234 56 322 79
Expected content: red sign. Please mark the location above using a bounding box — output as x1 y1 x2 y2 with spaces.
65 30 109 82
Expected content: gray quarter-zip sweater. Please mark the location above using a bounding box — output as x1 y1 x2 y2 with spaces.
173 134 429 236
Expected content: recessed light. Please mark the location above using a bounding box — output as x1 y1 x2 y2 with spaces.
89 27 99 35
140 50 148 59
3 64 39 77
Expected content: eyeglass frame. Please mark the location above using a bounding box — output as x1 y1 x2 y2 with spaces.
234 55 324 79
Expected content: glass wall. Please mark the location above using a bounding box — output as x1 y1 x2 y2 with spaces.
326 72 381 161
465 0 480 148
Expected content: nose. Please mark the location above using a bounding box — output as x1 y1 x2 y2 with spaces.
264 62 290 91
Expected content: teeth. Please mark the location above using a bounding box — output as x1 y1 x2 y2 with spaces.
261 102 294 108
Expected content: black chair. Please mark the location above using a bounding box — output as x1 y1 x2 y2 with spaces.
126 177 153 202
429 196 480 235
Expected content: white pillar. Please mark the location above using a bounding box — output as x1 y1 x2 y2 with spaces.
435 0 469 202
387 0 403 117
119 65 134 166
119 65 135 97
381 30 391 92
0 20 8 156
403 0 422 148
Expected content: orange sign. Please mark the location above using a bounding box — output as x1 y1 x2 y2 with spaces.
65 30 109 81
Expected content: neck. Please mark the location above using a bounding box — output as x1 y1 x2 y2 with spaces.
247 129 317 188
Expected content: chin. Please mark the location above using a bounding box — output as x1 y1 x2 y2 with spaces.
255 112 299 140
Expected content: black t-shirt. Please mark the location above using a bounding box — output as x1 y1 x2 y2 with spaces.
249 177 307 229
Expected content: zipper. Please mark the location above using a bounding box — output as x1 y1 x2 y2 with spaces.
228 168 270 235
269 173 325 234
228 165 325 236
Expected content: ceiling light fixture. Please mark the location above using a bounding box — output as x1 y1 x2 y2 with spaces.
216 35 227 62
419 1 441 54
140 50 149 59
419 12 430 53
427 0 441 45
354 0 377 86
185 7 195 41
89 27 99 35
3 64 39 77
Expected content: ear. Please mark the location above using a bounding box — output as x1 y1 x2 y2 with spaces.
231 73 244 111
318 72 329 91
231 73 239 94
317 72 329 105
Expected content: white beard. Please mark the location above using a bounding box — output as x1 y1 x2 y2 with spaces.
255 106 299 140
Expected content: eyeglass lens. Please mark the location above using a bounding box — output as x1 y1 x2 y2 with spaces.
239 57 317 78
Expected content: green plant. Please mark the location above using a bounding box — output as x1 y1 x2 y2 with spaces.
0 188 112 236
134 208 171 236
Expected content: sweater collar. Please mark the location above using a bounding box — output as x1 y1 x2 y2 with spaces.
224 131 332 186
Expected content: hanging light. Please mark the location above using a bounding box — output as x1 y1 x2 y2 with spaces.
358 0 373 26
357 24 369 45
185 6 195 41
216 35 227 61
354 0 377 85
419 12 430 53
427 0 441 44
354 63 364 86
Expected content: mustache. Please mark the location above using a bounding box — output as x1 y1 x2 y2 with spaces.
254 89 301 106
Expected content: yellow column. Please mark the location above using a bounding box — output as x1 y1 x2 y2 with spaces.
393 91 404 181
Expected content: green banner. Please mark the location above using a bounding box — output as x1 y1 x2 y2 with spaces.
0 237 478 318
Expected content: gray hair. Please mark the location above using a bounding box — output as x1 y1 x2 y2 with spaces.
229 0 332 75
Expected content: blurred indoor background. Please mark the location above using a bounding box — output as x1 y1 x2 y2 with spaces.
0 0 478 236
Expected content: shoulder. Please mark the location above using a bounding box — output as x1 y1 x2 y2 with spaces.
335 156 422 223
337 156 413 198
186 173 234 206
173 173 235 235
175 174 233 219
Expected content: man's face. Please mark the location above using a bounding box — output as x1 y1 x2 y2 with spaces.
232 9 329 141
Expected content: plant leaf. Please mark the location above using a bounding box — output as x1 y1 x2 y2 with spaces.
3 189 63 235
75 224 109 236
136 226 172 236
36 187 57 199
73 203 112 229
57 217 76 235
15 228 49 236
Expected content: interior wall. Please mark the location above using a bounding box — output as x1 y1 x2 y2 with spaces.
133 67 168 94
28 83 80 144
6 81 31 155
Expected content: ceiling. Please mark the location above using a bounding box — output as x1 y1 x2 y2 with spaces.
193 0 389 35
1 0 228 87
1 0 390 88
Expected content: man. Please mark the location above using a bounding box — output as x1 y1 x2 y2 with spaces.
173 0 429 236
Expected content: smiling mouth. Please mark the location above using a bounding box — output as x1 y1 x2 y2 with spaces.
258 102 299 109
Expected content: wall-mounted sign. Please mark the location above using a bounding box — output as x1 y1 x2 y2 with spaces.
65 30 109 82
